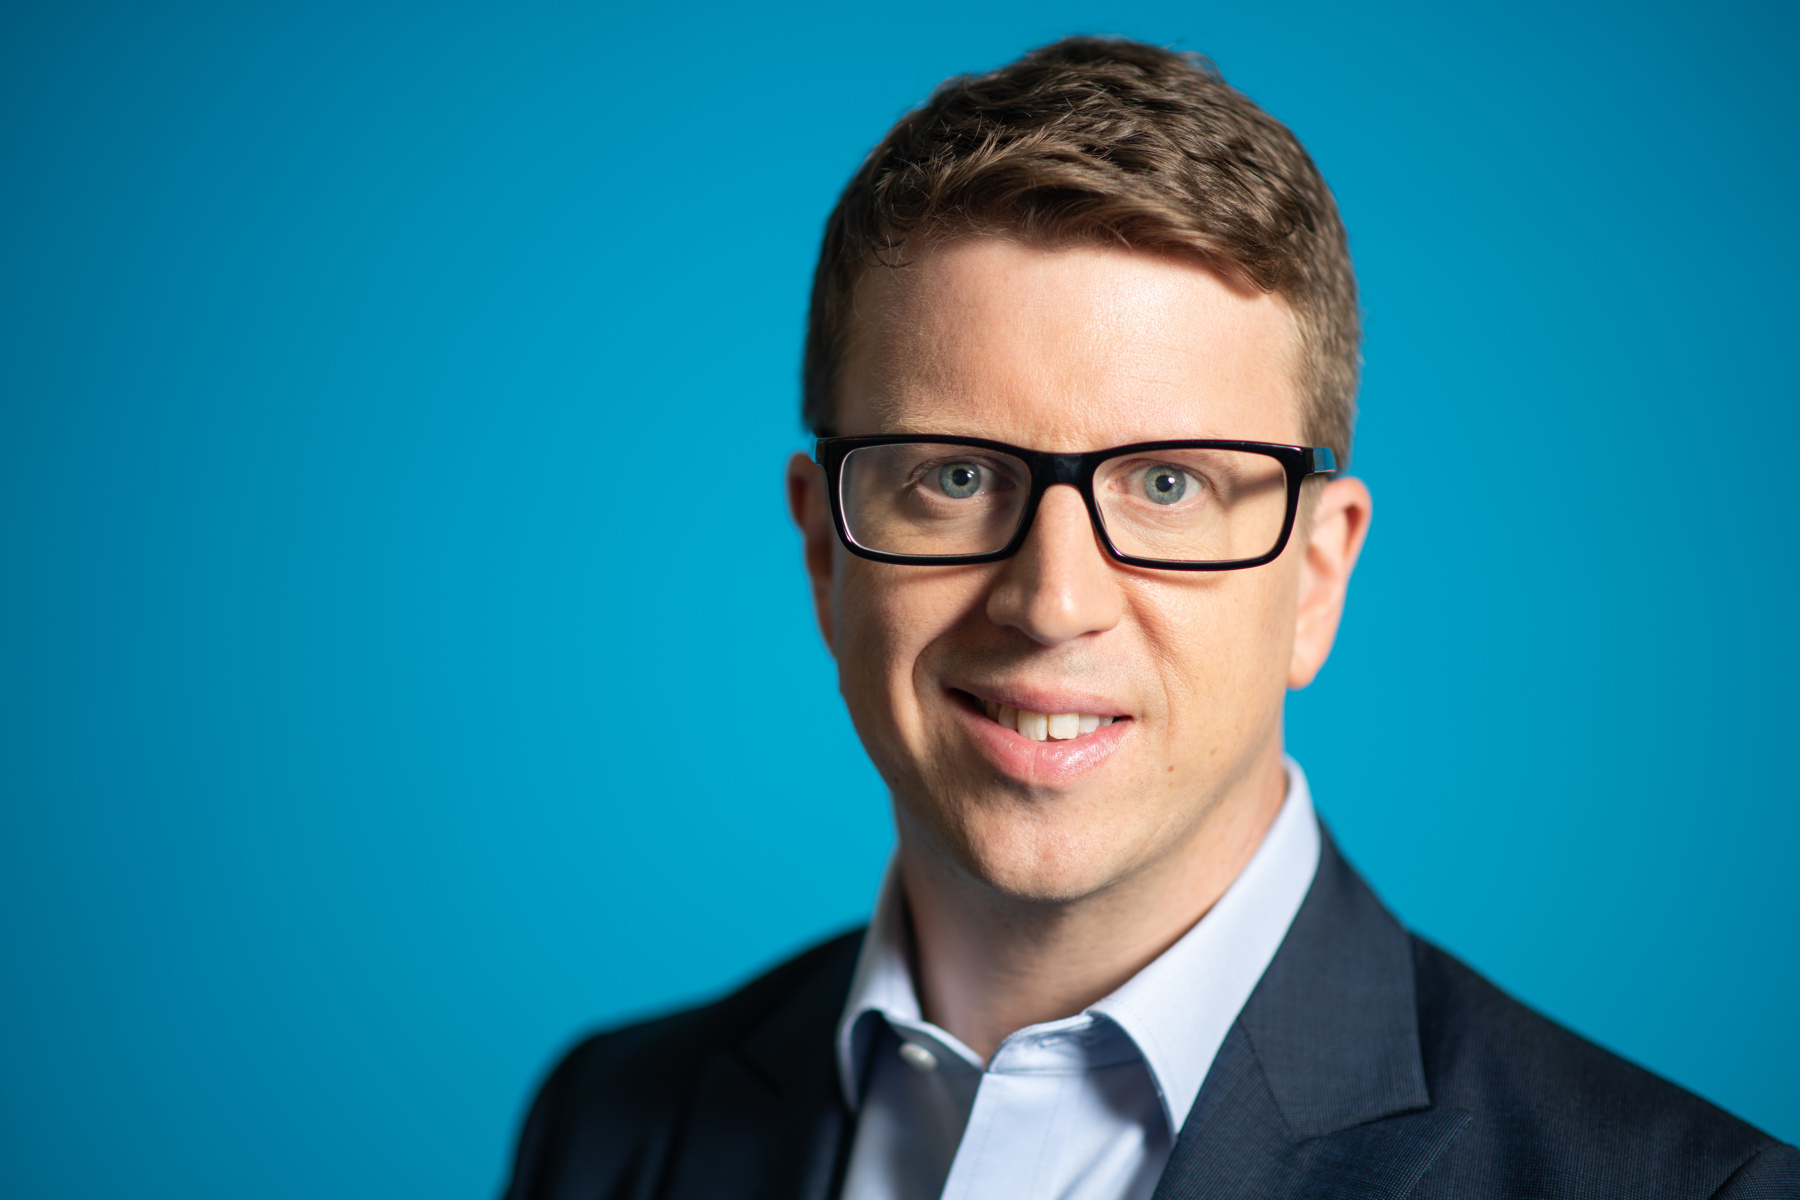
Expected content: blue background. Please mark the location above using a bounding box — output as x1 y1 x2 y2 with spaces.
2 1 1795 1195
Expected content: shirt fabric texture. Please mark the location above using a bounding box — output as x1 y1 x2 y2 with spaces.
835 757 1323 1200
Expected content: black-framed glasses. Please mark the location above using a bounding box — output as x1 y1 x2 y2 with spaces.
813 436 1336 571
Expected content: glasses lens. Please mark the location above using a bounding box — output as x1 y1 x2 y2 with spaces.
840 443 1031 557
1094 448 1289 563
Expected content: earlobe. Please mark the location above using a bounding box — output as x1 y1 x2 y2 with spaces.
786 451 838 654
1287 476 1372 689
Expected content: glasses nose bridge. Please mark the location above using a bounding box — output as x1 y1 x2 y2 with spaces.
1024 452 1106 549
1044 453 1088 488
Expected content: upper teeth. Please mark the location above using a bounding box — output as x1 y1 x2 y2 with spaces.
983 701 1114 741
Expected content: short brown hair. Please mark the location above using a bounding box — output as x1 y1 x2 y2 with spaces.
802 36 1360 466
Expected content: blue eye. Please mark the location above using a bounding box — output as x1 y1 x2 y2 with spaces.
938 462 982 498
1143 465 1190 504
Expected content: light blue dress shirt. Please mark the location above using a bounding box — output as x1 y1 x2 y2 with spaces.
835 757 1322 1200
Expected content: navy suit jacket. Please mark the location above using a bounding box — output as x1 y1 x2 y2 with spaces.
504 834 1798 1199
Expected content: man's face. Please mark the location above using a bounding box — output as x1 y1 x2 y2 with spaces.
789 238 1366 904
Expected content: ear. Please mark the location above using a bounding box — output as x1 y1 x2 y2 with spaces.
1288 475 1373 689
786 451 838 654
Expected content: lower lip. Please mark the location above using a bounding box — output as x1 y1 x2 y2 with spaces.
953 699 1130 785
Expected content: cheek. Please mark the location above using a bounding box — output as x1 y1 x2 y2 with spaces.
831 562 970 718
1134 568 1299 721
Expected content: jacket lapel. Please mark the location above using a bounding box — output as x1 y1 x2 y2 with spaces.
1152 833 1470 1200
657 829 1465 1200
661 934 861 1200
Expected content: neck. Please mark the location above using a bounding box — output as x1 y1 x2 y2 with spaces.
896 749 1289 1062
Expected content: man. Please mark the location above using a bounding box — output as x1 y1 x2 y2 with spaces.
505 37 1797 1200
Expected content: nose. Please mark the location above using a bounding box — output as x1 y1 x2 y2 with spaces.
985 484 1123 646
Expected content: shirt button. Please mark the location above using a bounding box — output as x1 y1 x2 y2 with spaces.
898 1042 938 1073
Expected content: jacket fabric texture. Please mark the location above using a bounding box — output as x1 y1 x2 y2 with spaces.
504 834 1799 1200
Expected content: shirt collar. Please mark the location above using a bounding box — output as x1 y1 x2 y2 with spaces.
834 756 1322 1131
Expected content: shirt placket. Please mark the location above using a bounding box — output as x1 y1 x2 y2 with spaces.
938 1023 1095 1200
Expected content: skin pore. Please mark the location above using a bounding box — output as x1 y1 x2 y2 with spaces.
786 238 1372 1060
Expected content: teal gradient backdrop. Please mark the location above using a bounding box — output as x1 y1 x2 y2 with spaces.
2 2 1796 1195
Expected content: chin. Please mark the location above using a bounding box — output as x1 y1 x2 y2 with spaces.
943 807 1150 904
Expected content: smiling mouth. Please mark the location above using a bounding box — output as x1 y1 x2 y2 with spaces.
959 692 1122 743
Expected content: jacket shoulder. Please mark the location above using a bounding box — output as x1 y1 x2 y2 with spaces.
1410 937 1795 1198
504 929 863 1200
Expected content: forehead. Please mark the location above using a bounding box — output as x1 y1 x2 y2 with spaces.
838 238 1303 450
